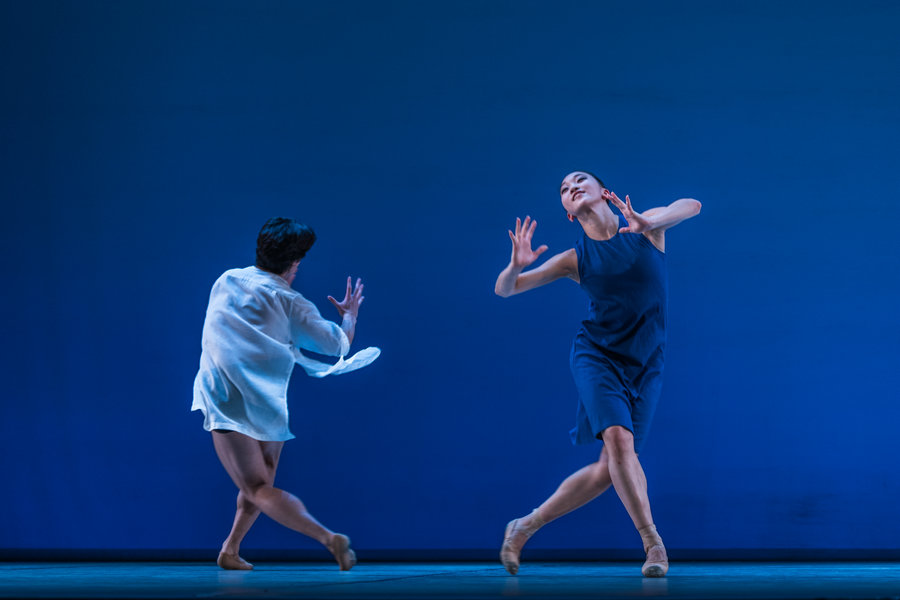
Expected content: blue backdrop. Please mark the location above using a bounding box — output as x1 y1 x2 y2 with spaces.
2 0 899 554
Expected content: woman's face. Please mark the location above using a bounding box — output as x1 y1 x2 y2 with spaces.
560 172 608 219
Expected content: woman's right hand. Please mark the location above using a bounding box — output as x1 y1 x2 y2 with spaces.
508 216 548 270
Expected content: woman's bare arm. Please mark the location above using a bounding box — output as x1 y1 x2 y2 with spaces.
607 192 702 234
495 216 578 297
604 191 702 252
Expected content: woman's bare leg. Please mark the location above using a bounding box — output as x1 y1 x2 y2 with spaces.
538 448 613 522
601 425 667 576
502 427 667 576
602 426 653 530
501 449 613 574
211 430 356 570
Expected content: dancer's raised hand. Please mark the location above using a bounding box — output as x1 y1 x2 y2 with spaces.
508 216 549 270
605 190 653 234
328 277 364 318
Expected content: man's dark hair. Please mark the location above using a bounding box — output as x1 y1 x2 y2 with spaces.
255 217 317 274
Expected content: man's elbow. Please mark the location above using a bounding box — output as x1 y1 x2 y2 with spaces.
329 329 351 357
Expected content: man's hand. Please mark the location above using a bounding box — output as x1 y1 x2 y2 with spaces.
328 277 364 319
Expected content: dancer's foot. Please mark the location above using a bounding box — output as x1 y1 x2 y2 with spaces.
217 551 253 570
638 523 668 577
499 509 545 575
327 534 357 571
641 543 668 577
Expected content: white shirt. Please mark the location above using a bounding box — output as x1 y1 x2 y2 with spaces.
192 266 349 441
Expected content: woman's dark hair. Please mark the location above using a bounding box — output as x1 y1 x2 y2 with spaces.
255 217 317 274
580 170 607 189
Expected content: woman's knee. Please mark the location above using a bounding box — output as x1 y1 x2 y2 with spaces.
602 426 635 458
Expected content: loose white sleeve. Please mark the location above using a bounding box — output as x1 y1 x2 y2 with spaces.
289 296 350 357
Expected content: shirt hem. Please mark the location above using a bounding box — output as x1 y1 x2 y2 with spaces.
192 407 295 442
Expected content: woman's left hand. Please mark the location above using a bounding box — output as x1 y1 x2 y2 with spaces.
604 190 654 234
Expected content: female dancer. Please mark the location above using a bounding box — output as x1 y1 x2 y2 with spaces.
495 172 700 577
192 217 363 571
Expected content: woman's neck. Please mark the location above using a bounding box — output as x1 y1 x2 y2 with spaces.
578 203 619 241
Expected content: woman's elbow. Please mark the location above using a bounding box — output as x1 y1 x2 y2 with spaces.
684 198 702 216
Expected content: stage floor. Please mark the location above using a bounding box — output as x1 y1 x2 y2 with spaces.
1 561 899 599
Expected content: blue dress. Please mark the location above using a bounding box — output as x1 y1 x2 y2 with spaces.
569 215 667 453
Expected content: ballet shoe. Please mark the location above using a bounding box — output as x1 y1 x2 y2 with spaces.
500 519 521 575
217 551 253 570
327 533 357 571
641 543 669 577
500 509 545 575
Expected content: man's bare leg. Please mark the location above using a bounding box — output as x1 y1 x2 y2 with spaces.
217 492 261 569
217 439 281 569
212 430 356 571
